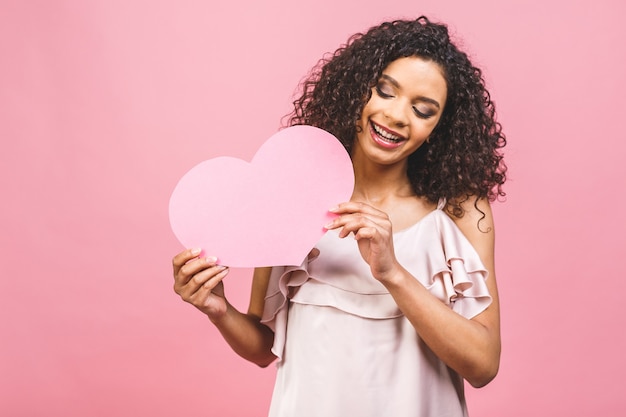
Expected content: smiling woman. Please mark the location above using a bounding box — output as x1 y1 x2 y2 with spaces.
172 16 506 417
355 56 447 162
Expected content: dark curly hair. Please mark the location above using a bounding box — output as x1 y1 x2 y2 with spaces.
286 16 507 218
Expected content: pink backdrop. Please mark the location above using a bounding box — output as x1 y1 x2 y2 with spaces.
1 0 625 415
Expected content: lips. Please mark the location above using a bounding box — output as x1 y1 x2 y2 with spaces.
369 121 406 149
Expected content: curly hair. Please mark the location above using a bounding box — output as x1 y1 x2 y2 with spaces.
286 16 507 218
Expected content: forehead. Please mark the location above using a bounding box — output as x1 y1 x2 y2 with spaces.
382 56 447 102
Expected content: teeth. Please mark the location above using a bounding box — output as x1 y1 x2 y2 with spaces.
372 123 402 142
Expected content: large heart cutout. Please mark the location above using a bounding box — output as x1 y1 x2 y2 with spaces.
169 125 354 267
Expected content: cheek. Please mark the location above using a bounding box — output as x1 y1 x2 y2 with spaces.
426 113 445 133
361 93 384 115
411 120 438 140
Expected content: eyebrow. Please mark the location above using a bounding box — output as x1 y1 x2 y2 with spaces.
380 74 442 109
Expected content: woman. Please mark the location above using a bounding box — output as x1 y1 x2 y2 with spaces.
173 16 506 416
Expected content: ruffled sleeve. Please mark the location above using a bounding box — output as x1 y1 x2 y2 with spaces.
260 252 317 361
424 211 492 319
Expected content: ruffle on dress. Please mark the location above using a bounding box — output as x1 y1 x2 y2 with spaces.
260 259 311 359
421 210 492 319
260 209 492 362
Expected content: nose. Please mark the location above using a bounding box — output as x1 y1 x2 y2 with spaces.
383 98 409 127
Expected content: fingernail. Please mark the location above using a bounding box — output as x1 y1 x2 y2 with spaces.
324 221 334 229
205 256 218 263
191 248 202 255
328 206 339 213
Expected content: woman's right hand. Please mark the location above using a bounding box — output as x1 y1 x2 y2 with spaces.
172 248 230 320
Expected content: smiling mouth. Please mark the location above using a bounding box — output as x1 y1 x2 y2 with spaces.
370 122 404 144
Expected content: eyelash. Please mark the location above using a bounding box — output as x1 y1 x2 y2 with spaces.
374 85 433 119
413 108 432 119
375 85 393 99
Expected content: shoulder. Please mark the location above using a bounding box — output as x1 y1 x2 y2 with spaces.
446 197 494 232
445 197 495 261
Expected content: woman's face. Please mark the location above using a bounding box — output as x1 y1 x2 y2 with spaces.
353 56 447 169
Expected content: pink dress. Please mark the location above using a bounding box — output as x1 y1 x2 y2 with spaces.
261 204 492 417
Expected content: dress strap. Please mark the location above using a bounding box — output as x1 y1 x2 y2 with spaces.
437 197 447 210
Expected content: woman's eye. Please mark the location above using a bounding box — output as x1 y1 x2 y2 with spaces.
375 84 394 98
413 106 435 119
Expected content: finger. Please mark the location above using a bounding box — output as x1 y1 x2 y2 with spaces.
191 264 228 287
189 268 230 304
177 264 227 299
354 226 379 240
330 201 389 218
329 208 392 234
334 214 383 238
172 248 203 273
174 256 220 289
326 205 389 231
181 255 219 274
200 267 230 292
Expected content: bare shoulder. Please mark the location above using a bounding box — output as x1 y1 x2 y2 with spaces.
447 197 500 330
446 197 495 259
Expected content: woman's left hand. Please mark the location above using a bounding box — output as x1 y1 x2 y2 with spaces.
325 202 401 282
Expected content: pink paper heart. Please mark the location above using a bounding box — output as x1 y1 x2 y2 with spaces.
169 125 354 267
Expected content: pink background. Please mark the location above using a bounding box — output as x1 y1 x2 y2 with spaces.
1 0 624 416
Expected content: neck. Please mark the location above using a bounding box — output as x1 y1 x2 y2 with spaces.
351 159 415 205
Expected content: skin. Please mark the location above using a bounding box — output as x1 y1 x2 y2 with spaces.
172 56 501 387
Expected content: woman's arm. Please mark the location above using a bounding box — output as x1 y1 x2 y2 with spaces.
172 250 277 367
326 198 501 387
387 198 500 387
212 267 277 367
